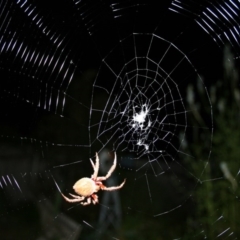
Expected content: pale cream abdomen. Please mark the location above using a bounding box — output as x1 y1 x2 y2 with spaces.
73 177 95 197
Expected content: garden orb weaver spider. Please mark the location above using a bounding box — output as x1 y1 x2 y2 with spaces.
61 152 126 206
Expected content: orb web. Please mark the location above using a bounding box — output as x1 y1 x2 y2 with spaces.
89 33 208 177
0 0 240 239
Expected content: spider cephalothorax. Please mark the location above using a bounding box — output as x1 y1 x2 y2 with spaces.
61 152 126 206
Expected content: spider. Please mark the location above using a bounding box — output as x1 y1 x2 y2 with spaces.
61 152 126 206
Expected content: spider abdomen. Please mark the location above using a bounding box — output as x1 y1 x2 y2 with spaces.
73 177 95 197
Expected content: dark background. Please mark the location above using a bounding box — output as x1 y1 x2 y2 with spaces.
0 0 240 239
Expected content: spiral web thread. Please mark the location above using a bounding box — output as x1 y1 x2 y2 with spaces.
0 0 240 239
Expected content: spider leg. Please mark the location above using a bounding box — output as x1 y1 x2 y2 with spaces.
61 193 85 203
90 158 95 169
90 152 100 180
81 197 92 206
101 178 126 191
69 193 85 200
96 152 117 181
91 194 99 204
